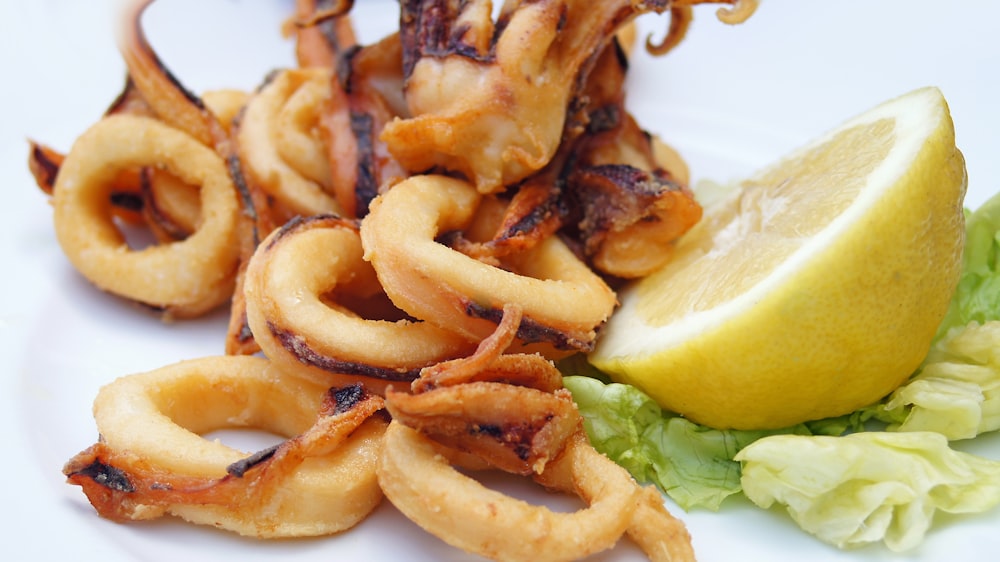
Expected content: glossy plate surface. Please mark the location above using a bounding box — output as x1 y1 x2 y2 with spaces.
1 1 998 560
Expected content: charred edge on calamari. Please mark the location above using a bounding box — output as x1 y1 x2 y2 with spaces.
497 183 567 242
349 111 380 216
235 311 255 345
67 457 136 493
399 0 497 80
333 46 382 217
226 443 281 477
138 168 189 241
336 44 362 93
262 214 357 252
226 153 265 246
330 384 367 414
572 164 686 228
472 421 542 462
585 104 623 135
315 0 354 53
268 321 422 381
109 191 144 213
27 141 62 193
465 301 594 351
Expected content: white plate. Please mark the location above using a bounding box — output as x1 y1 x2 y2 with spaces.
2 1 998 560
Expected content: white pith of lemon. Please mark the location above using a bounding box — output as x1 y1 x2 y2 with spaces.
588 87 968 430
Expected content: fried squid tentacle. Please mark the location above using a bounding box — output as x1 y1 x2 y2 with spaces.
294 3 408 219
647 0 759 55
454 36 702 278
562 37 702 278
384 0 675 193
291 0 358 68
117 0 229 149
327 33 410 217
385 383 582 476
569 164 701 278
118 0 279 352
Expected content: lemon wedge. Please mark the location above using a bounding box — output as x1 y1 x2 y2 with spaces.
588 87 968 430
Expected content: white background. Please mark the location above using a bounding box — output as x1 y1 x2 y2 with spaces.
1 1 998 561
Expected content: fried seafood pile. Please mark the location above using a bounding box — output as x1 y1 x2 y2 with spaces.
35 0 756 560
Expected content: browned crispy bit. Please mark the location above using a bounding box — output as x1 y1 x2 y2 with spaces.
385 382 581 476
291 0 358 68
569 164 701 278
27 141 64 195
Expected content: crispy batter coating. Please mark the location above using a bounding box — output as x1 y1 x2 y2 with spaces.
47 0 761 558
63 356 386 538
244 214 474 394
383 0 675 193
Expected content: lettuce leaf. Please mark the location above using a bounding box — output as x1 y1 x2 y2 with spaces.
736 431 1000 552
875 321 1000 439
935 191 1000 338
563 376 823 510
866 192 1000 440
641 416 810 510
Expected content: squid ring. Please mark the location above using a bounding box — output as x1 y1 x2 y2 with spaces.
624 486 697 562
52 113 241 318
141 169 202 242
201 88 250 134
360 174 616 351
377 422 638 561
138 90 251 242
244 214 474 394
64 355 386 538
275 76 332 187
237 68 343 218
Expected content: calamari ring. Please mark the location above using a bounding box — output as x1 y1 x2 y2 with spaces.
69 355 386 538
237 68 343 218
244 214 474 395
201 88 249 134
275 76 332 187
360 174 616 351
141 169 201 242
28 140 146 227
52 114 241 318
139 89 250 241
378 422 638 561
625 486 697 562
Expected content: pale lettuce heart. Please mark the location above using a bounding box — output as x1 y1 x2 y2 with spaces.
879 320 1000 439
736 431 1000 551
